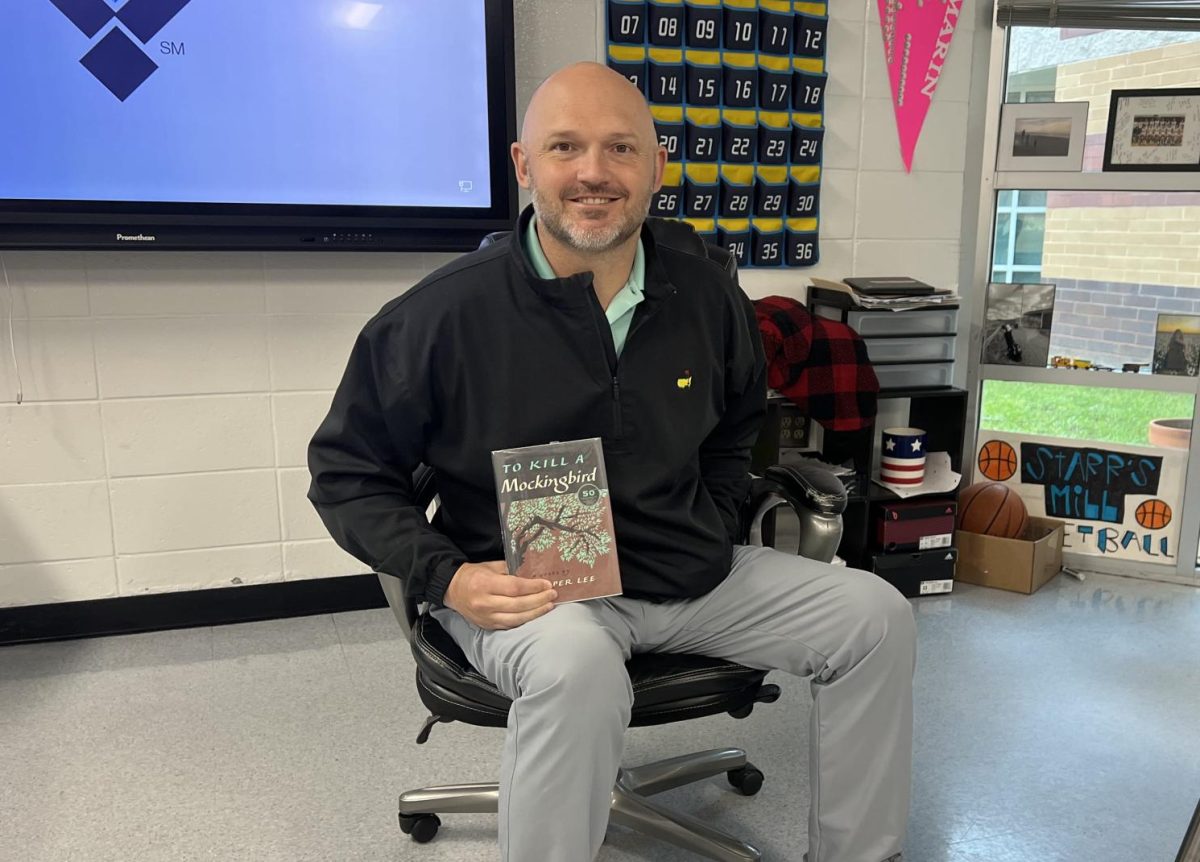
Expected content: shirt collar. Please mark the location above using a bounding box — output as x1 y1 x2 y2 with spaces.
524 214 645 301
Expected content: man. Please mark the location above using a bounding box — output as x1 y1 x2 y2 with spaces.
308 62 914 862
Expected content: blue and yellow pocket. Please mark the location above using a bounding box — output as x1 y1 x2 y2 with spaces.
786 218 820 267
793 11 828 58
758 0 794 55
721 109 758 164
758 111 792 165
754 167 789 218
791 118 824 166
685 50 722 107
650 162 684 218
722 0 758 52
648 47 685 104
719 165 755 219
751 218 786 267
683 0 722 49
607 45 648 96
758 54 792 112
717 218 752 268
792 69 827 114
683 163 720 219
788 166 821 218
647 0 684 47
683 218 718 242
685 107 721 161
721 52 758 109
652 105 684 162
608 0 648 44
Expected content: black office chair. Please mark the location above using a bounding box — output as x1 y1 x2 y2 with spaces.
378 459 846 861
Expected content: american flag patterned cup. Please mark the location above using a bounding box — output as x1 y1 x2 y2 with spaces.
881 427 927 486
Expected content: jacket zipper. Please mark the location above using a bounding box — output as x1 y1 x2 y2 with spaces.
584 285 623 440
611 376 622 436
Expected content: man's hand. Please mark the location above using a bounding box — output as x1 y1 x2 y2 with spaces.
443 561 557 630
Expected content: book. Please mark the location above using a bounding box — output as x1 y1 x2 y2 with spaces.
843 275 937 296
490 437 622 603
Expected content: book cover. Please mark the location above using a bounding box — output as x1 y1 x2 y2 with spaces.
490 437 622 603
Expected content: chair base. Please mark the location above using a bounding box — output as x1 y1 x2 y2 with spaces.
397 746 763 861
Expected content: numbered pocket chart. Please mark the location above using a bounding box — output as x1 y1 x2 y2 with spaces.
607 0 827 268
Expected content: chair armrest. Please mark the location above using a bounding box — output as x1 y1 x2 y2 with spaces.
741 463 846 563
762 463 848 517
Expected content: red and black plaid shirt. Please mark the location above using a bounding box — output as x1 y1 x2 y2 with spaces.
753 296 879 432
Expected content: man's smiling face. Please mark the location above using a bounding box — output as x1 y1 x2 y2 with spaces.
512 64 666 254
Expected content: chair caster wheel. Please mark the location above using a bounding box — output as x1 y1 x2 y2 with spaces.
727 764 764 796
399 813 441 843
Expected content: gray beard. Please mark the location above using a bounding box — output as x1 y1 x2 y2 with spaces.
530 186 650 253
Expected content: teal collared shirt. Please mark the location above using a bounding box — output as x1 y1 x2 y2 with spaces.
524 216 645 357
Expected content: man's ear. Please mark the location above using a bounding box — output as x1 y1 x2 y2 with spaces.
651 145 668 193
511 142 532 190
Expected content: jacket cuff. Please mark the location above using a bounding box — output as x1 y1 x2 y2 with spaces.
424 556 466 608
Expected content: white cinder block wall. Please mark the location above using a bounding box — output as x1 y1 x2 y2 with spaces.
0 0 986 608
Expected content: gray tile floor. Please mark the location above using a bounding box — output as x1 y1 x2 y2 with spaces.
2 571 1198 862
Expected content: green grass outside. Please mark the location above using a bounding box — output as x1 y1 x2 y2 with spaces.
979 380 1194 446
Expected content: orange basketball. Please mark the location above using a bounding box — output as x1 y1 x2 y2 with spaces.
1135 499 1173 530
957 481 1029 539
978 440 1018 482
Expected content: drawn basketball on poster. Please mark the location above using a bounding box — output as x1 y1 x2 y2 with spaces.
978 439 1018 481
1135 499 1173 530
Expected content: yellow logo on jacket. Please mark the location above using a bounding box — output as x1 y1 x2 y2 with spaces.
676 369 692 389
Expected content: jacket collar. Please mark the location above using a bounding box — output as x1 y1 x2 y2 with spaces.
509 205 676 308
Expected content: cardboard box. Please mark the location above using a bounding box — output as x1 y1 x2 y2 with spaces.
954 516 1065 594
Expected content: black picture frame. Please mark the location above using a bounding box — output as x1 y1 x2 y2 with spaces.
1103 87 1200 172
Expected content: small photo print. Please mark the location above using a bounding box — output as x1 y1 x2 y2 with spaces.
1012 117 1072 157
1132 114 1186 147
982 282 1056 367
1152 313 1200 377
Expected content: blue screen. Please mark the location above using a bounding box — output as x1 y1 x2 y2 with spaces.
2 0 493 208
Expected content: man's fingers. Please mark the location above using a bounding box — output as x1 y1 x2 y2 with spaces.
482 589 557 614
492 573 553 596
489 601 557 630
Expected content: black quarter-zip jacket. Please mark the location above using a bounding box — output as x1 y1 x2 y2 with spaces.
307 207 767 607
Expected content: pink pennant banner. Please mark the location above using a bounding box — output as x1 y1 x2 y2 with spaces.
877 0 963 172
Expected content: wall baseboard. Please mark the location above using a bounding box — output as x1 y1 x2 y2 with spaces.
0 574 387 646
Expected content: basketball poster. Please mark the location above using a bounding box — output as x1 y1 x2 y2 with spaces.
975 431 1185 564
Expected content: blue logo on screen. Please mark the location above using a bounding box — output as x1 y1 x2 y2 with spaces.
49 0 193 101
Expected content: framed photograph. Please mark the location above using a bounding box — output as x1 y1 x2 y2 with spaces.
997 102 1089 171
1152 314 1200 377
1103 88 1200 171
982 282 1057 367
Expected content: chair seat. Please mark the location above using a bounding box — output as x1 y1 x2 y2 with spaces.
412 613 771 730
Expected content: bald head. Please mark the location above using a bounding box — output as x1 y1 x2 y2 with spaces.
520 62 657 151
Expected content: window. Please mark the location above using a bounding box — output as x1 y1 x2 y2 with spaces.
991 190 1046 284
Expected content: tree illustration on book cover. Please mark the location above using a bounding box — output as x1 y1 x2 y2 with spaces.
491 437 623 603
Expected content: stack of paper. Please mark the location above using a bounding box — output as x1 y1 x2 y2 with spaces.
810 277 960 312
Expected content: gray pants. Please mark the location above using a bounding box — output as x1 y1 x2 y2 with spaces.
431 544 916 862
